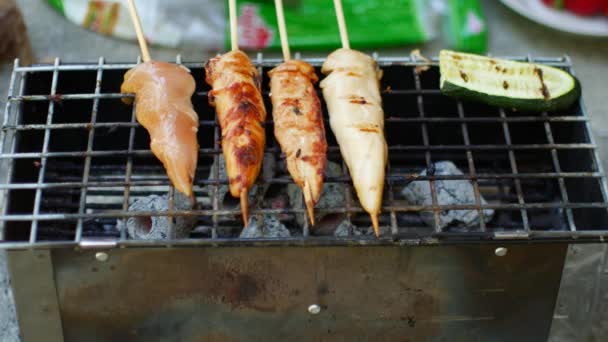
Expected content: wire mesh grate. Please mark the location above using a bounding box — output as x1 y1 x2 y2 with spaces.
1 54 608 249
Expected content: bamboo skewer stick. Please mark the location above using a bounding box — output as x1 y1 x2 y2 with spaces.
229 0 239 51
274 0 291 61
126 0 151 62
228 0 249 225
332 0 350 50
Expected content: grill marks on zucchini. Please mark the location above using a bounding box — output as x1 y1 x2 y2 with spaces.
439 50 581 112
459 70 469 83
534 67 551 100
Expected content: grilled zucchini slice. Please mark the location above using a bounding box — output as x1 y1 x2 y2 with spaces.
439 50 580 112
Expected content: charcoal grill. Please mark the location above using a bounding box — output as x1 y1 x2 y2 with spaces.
2 54 608 341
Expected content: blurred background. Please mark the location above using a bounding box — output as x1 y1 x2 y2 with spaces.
1 0 608 341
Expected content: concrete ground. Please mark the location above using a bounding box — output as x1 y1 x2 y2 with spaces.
1 0 607 341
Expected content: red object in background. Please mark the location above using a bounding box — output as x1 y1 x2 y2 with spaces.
563 0 603 16
542 0 606 15
542 0 564 8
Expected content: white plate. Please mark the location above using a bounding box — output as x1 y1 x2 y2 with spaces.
500 0 608 37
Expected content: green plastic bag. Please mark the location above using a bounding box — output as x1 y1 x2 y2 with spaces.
47 0 487 53
442 0 487 53
230 0 430 50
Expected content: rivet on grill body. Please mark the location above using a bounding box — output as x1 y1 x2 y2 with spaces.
495 247 508 257
95 252 109 262
308 304 321 315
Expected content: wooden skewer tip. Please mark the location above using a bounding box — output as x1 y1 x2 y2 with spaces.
240 190 249 227
303 182 316 226
371 214 380 238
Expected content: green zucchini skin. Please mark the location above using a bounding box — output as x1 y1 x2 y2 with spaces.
439 50 582 112
441 78 581 112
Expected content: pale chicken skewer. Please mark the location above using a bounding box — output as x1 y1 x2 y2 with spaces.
320 49 387 236
321 0 387 237
205 51 266 227
269 61 327 225
121 62 199 197
268 0 327 225
121 0 199 198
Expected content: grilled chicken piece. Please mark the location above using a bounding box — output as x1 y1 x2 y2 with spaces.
121 61 199 197
320 48 387 236
205 50 267 226
269 60 327 225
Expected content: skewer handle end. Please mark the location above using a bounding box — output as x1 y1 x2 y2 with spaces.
126 0 152 62
229 0 239 51
332 0 350 50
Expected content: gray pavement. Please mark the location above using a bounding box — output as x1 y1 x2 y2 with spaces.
1 0 607 341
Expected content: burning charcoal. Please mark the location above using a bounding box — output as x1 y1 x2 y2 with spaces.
263 191 292 221
401 161 494 230
206 153 275 212
118 192 196 239
240 215 291 238
288 161 348 227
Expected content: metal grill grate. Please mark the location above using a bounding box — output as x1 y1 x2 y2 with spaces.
1 54 608 249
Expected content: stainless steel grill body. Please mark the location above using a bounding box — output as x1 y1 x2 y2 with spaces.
2 55 607 341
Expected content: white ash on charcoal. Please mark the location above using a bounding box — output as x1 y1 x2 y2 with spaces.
333 220 363 237
116 192 197 239
363 224 391 236
333 220 391 237
205 153 276 214
240 214 291 238
287 161 349 228
191 225 212 236
401 161 494 230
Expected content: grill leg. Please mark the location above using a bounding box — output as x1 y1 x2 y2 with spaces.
7 250 63 342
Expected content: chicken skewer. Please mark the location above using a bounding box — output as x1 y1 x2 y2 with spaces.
268 0 327 225
121 0 199 198
320 0 387 237
205 0 266 227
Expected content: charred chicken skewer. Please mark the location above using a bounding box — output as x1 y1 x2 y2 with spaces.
320 49 387 237
268 0 327 225
269 61 327 225
205 51 267 226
